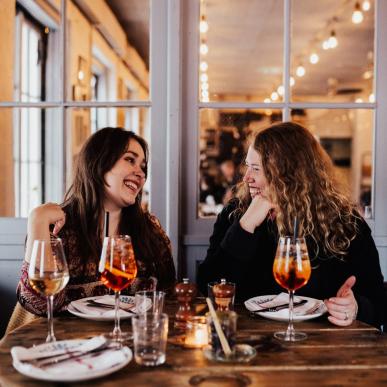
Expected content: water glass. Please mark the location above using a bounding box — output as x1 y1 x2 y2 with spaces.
132 313 168 366
135 291 165 314
206 310 237 359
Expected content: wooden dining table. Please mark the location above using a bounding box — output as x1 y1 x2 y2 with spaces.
1 300 387 386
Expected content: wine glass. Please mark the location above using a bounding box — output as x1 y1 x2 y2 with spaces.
28 237 69 342
272 236 311 341
99 235 137 342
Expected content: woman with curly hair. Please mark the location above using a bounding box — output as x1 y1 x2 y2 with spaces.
16 127 176 317
197 122 386 328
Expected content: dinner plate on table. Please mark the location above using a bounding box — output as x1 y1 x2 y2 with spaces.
67 295 138 321
11 338 132 382
244 294 327 322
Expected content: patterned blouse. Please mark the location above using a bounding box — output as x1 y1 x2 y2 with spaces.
17 212 176 316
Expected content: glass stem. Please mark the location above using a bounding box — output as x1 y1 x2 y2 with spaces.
46 295 56 342
286 290 295 339
113 291 122 339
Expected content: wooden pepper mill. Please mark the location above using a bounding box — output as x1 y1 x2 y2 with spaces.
174 278 197 329
212 278 235 311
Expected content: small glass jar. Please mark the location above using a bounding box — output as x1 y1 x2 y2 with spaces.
184 316 208 348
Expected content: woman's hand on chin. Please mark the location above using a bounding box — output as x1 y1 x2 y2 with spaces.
239 194 275 233
29 203 66 236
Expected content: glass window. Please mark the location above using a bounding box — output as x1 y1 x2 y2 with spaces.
0 107 62 217
199 0 283 102
291 108 373 215
67 0 150 102
198 109 282 217
291 0 374 102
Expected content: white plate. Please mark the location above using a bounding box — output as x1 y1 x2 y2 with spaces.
245 294 327 322
67 295 136 321
12 339 132 382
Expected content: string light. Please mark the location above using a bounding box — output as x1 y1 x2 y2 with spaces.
199 15 209 33
362 0 371 11
296 65 306 77
270 91 279 101
201 82 209 91
290 77 295 87
369 93 375 103
352 2 364 24
277 85 284 96
264 98 271 103
200 73 208 82
328 30 338 48
355 97 363 103
200 42 209 55
200 61 208 72
309 52 319 64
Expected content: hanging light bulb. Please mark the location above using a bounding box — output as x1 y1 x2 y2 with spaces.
271 91 279 101
200 73 208 82
200 61 208 72
290 76 295 87
200 41 209 55
296 65 306 77
199 15 209 33
369 93 375 103
309 52 319 64
322 40 330 50
362 0 371 11
328 30 338 48
352 2 364 24
277 85 284 96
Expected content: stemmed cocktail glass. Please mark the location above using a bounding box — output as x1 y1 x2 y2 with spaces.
99 235 137 342
272 236 311 341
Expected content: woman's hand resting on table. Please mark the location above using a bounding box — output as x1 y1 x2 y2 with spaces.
325 276 358 326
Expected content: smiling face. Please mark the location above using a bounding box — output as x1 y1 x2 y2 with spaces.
103 139 146 211
243 145 269 199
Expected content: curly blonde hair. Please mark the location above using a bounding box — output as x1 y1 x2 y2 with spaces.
234 122 360 258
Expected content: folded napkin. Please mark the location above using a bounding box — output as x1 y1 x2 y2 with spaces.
12 339 131 378
246 292 325 316
69 295 134 318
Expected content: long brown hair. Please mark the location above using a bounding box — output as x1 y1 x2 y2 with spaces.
62 127 159 268
234 122 360 258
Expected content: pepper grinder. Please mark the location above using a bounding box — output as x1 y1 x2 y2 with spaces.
212 278 235 311
174 278 197 329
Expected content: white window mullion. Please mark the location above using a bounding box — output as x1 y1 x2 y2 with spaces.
283 0 291 121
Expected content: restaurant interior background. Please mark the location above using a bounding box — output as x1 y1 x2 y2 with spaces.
0 0 387 336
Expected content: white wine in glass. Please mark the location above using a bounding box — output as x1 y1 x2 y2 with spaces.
272 236 311 341
28 237 69 342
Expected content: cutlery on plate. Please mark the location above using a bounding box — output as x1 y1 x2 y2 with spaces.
32 341 120 368
85 299 135 312
253 299 308 313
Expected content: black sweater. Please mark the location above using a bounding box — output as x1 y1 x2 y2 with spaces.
197 201 387 328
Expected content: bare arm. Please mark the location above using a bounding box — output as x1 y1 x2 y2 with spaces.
24 203 66 263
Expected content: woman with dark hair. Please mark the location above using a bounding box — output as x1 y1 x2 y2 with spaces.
197 122 386 328
17 127 176 316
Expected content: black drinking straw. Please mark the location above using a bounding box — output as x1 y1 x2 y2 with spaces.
103 211 109 238
293 216 299 243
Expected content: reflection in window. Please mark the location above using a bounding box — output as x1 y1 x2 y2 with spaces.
291 109 373 215
199 110 282 218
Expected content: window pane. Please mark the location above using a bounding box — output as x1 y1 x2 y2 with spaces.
0 2 61 101
198 109 282 218
199 0 283 102
0 107 62 217
291 0 375 102
66 108 150 209
291 109 373 216
67 0 150 102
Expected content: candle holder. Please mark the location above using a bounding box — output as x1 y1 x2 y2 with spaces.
184 316 208 348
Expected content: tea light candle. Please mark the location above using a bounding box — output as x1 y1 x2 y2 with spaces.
185 316 208 348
